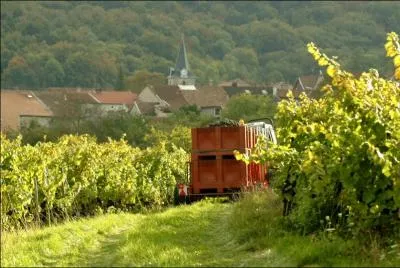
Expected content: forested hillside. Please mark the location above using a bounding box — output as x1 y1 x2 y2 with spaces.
1 1 399 90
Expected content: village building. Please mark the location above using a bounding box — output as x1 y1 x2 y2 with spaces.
138 35 230 117
167 34 196 88
293 72 324 92
0 90 53 131
180 86 229 117
219 79 266 97
138 85 189 117
88 90 138 114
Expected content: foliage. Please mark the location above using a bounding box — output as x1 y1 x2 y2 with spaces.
230 191 400 267
124 70 166 93
80 113 150 147
235 33 400 237
149 105 215 134
1 1 399 89
0 133 188 231
144 125 192 153
221 93 276 121
18 113 150 147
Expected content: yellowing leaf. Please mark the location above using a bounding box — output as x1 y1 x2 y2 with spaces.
382 163 391 177
308 150 314 160
326 65 336 78
307 44 316 54
395 67 400 80
394 55 400 68
318 57 329 66
386 47 397 57
286 90 294 99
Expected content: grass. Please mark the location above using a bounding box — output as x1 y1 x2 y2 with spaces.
2 193 399 267
230 190 400 267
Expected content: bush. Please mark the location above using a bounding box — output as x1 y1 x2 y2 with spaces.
236 32 400 238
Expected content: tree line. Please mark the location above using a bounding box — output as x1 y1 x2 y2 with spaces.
1 1 399 91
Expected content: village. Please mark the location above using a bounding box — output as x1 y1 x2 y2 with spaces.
0 36 324 133
1 1 399 267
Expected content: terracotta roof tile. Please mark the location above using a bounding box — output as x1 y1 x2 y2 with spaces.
1 90 53 131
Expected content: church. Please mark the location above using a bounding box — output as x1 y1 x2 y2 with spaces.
167 34 196 90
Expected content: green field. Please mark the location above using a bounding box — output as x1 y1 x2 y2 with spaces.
2 193 399 267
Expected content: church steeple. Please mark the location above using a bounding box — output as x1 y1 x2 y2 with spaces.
175 34 190 74
168 34 196 87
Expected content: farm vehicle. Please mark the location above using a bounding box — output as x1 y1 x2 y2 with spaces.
176 119 277 203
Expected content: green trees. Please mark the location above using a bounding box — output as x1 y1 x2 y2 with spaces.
43 57 65 87
222 94 276 122
3 55 38 88
236 33 400 237
1 2 398 89
124 70 166 93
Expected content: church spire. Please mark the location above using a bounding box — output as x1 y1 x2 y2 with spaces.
168 33 196 87
175 33 190 73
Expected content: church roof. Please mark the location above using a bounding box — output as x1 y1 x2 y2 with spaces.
175 34 190 72
170 34 194 79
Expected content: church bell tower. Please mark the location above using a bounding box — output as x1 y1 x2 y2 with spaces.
168 34 196 86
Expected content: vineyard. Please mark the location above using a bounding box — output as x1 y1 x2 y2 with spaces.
236 32 400 237
0 133 188 231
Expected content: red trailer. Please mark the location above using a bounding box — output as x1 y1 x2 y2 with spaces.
177 120 277 202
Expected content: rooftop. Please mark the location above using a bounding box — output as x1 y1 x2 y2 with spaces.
1 90 53 131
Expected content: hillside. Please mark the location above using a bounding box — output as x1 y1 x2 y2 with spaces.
1 1 399 90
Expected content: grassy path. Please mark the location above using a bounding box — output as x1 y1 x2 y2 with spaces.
1 200 285 267
2 196 399 267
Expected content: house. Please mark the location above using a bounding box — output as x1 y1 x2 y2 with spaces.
88 90 137 114
0 90 53 131
133 100 157 116
168 34 196 87
218 78 273 97
34 89 100 120
276 88 308 101
271 82 295 101
218 79 252 89
181 86 229 117
293 72 324 92
137 84 229 117
138 85 190 117
35 88 139 117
